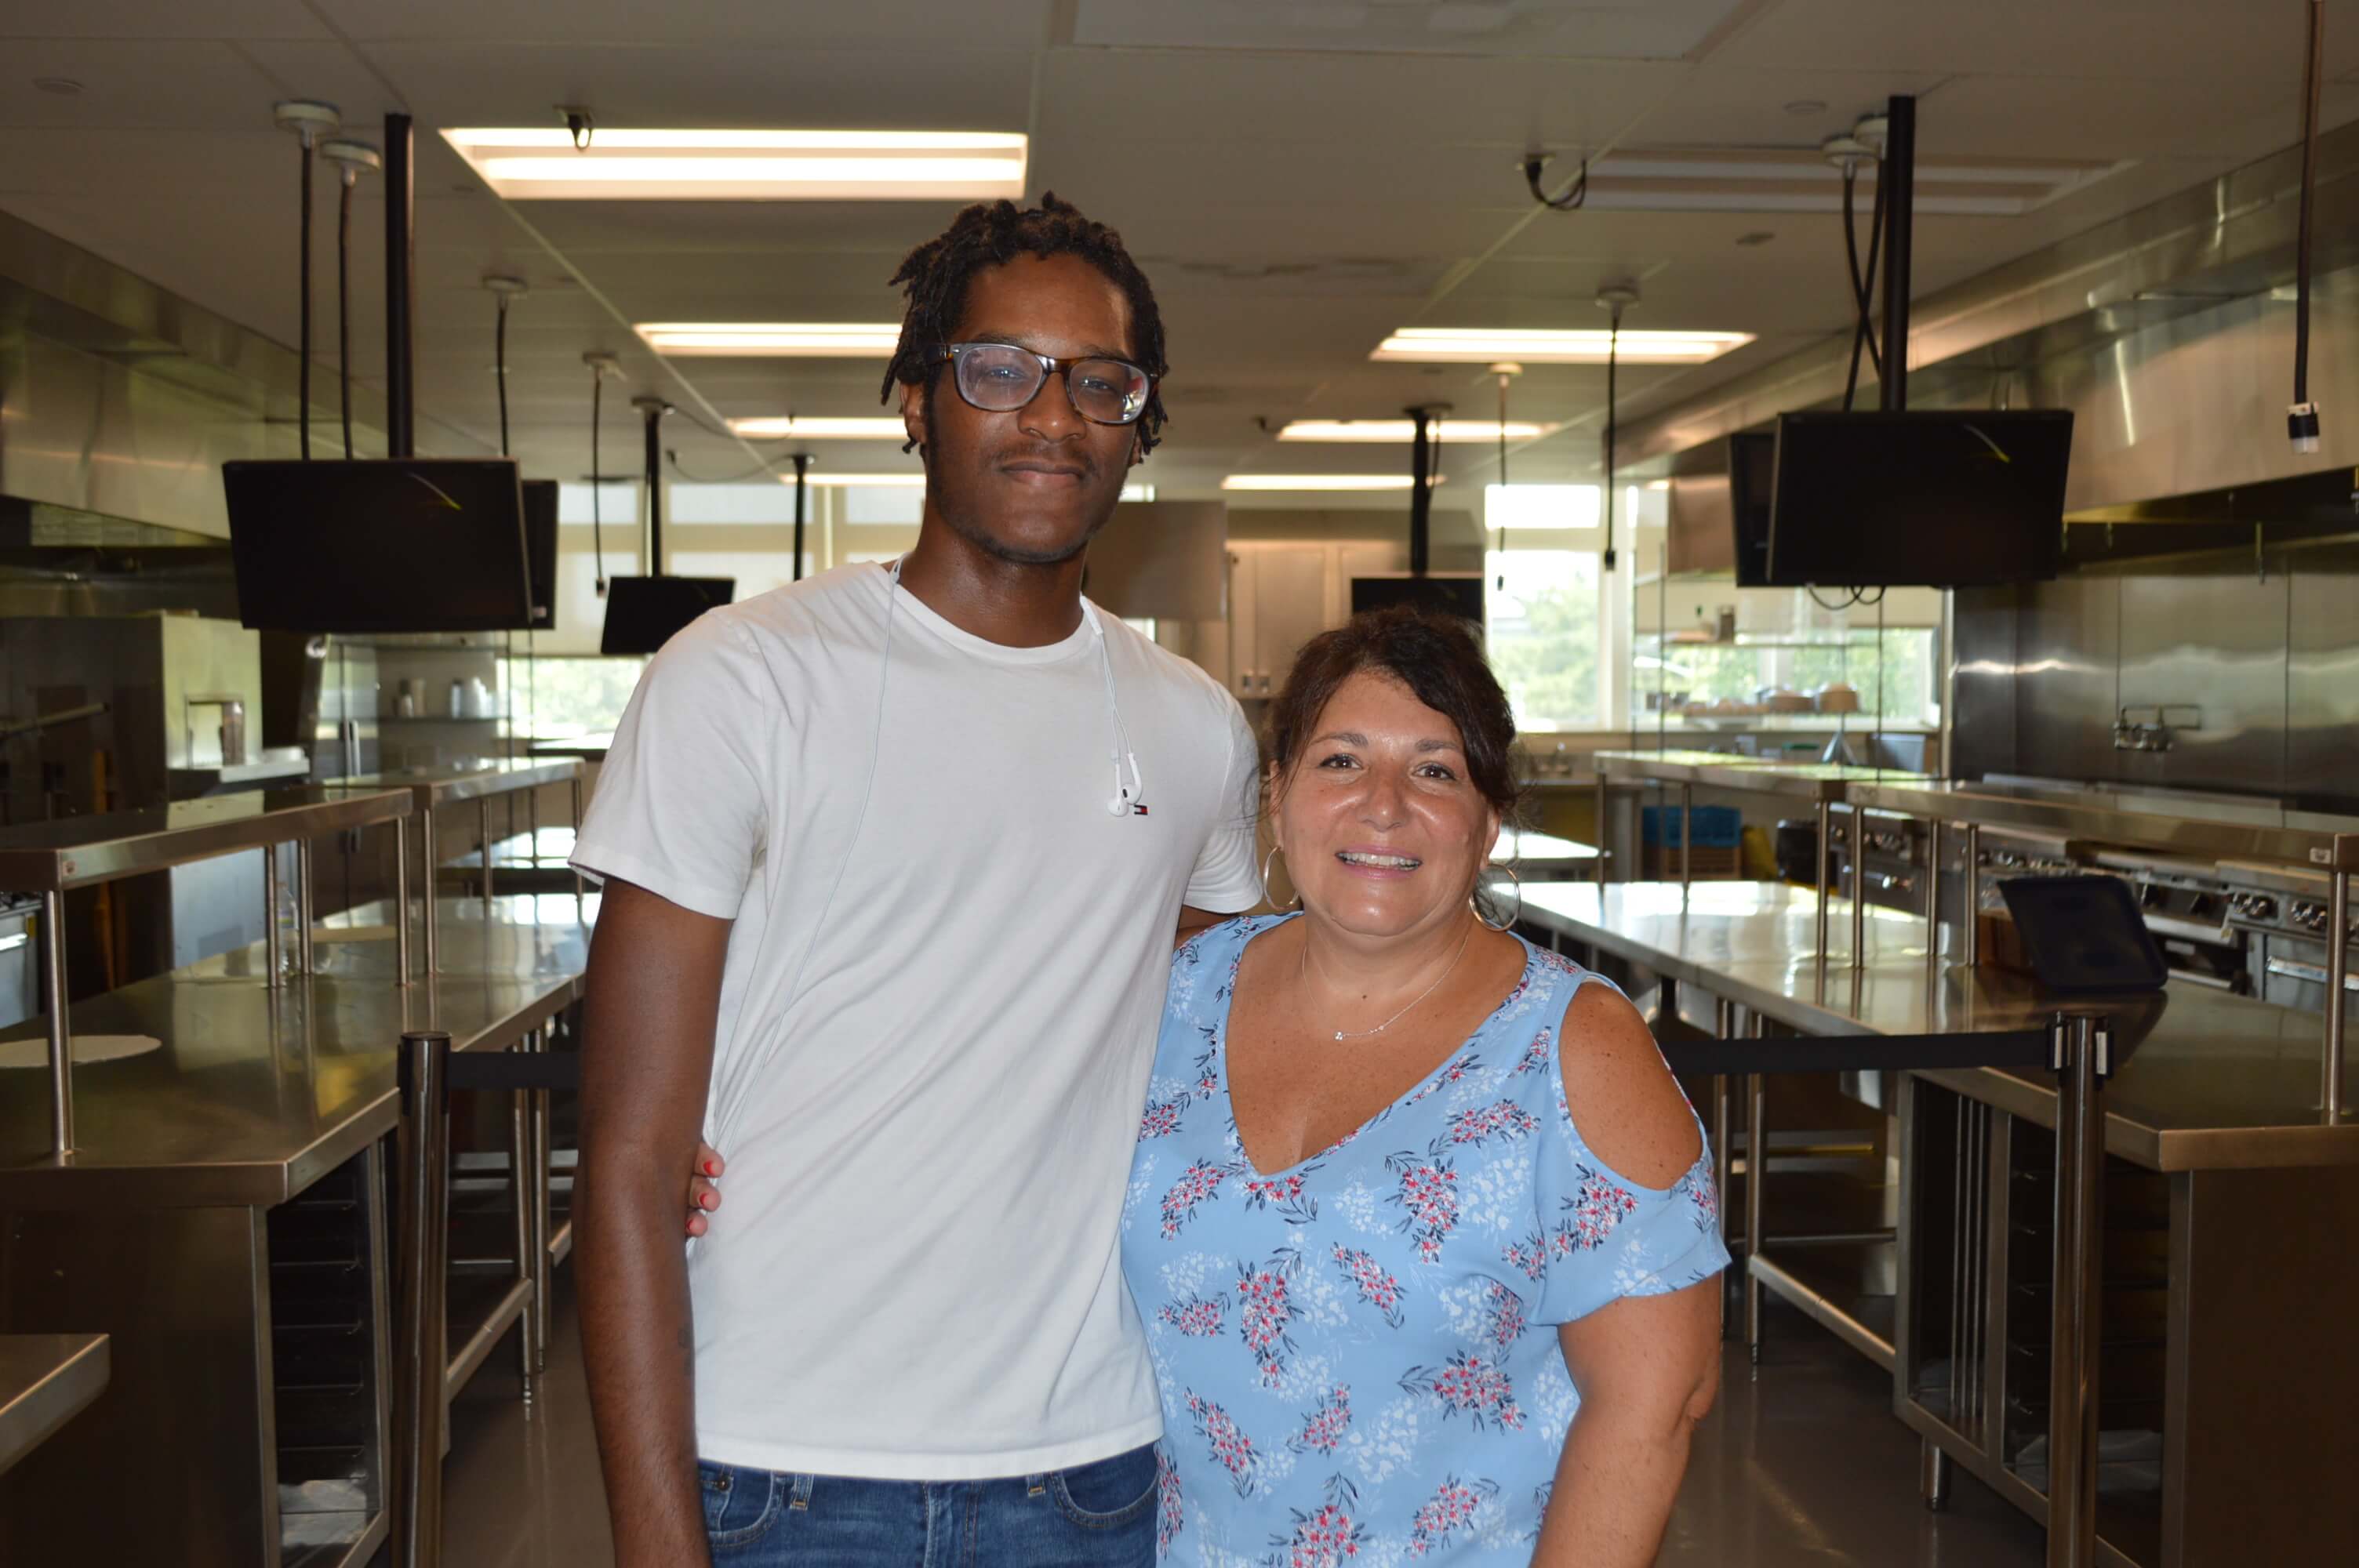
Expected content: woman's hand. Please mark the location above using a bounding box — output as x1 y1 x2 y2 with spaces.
684 1141 725 1236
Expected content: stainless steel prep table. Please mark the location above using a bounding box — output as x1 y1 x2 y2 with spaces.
0 1333 107 1479
1493 827 1599 878
0 902 580 1568
322 759 587 973
1521 878 2359 1568
0 787 417 1162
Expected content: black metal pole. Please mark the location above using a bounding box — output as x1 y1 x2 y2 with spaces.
792 453 811 581
640 399 665 576
1878 95 1916 413
383 112 416 457
1406 405 1434 578
299 137 314 459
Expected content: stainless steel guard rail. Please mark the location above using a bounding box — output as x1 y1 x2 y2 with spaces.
1657 1018 2109 1568
391 1031 580 1568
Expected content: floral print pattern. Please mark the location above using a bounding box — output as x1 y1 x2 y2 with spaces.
1125 916 1730 1563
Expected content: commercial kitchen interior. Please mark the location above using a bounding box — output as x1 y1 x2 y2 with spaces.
2 1 2356 1563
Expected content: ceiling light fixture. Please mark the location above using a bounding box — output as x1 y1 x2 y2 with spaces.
1220 474 1434 492
441 127 1027 201
1277 419 1554 443
727 416 911 439
634 322 900 358
793 471 1154 502
1371 327 1750 365
1532 143 2119 216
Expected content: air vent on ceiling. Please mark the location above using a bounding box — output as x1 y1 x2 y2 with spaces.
1072 0 1743 60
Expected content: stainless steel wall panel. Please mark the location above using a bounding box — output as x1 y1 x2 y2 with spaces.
2287 544 2359 813
1949 585 2023 781
2115 567 2290 797
2014 575 2121 785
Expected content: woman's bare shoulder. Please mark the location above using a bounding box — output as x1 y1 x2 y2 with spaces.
1554 978 1701 1189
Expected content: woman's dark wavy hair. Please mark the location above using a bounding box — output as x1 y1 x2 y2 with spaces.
879 192 1170 456
1266 604 1522 821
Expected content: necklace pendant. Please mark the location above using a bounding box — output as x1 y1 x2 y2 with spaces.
1333 1029 1347 1041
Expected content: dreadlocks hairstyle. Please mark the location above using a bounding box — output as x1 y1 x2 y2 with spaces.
880 192 1170 456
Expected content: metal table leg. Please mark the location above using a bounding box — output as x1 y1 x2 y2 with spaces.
530 1026 553 1371
394 816 413 987
1924 818 1944 979
1594 774 1609 888
2046 1014 2110 1568
1850 808 1868 969
420 804 438 975
393 1030 451 1568
264 841 285 989
295 838 317 975
1962 824 1982 968
1921 1439 1953 1511
2324 866 2347 1121
1680 781 1692 891
1745 1069 1768 1364
1814 800 1833 967
40 889 73 1157
571 775 587 904
508 1039 539 1406
478 797 494 904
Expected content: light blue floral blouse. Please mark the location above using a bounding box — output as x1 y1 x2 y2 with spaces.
1119 915 1729 1564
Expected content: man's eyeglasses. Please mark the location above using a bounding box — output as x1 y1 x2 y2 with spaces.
932 343 1154 427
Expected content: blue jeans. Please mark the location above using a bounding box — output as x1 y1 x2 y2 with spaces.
697 1443 1159 1566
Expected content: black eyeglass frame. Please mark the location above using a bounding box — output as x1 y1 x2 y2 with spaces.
929 342 1158 426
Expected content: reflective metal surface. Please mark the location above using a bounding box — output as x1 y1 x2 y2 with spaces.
1843 779 2359 873
322 758 583 812
0 786 413 891
1522 881 2358 1170
1620 113 2359 508
0 893 586 1207
1493 827 1598 877
0 1332 106 1479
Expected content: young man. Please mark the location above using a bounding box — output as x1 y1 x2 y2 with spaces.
571 195 1261 1567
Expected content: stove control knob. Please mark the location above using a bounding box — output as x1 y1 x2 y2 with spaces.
2247 896 2277 923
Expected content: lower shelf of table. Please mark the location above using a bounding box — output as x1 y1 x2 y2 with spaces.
1750 1236 1897 1371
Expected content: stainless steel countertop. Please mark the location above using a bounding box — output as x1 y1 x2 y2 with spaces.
1496 828 1598 875
0 894 588 1210
525 733 612 761
1590 750 1936 804
1521 880 2355 1171
0 1334 107 1479
1844 777 2359 873
0 788 415 892
320 757 583 810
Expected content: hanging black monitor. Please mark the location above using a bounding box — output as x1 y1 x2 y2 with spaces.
1726 430 1781 586
1350 573 1485 632
522 479 558 631
600 575 735 655
1766 409 2072 588
222 457 533 633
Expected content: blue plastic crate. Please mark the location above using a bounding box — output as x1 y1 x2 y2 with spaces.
1641 804 1742 848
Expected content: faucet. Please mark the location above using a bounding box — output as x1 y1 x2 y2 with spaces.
2113 704 2201 753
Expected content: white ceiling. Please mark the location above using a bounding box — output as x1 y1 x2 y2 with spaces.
3 0 2357 500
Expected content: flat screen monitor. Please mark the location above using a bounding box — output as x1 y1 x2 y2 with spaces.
1766 409 2072 588
1350 574 1485 630
599 575 735 656
1727 430 1779 586
222 458 532 633
522 479 558 631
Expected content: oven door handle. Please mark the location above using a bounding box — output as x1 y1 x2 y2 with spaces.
2264 956 2359 993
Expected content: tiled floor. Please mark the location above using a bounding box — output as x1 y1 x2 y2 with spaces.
435 1281 2045 1567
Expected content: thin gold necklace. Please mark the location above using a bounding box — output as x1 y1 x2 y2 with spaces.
1315 918 1477 1041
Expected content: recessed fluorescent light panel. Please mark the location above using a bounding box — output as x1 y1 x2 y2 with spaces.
1222 474 1434 492
635 324 900 358
441 128 1027 201
792 472 1155 503
1278 419 1555 443
1372 328 1751 365
728 416 910 439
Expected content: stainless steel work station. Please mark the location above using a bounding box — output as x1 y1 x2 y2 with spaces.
5 3 2359 1566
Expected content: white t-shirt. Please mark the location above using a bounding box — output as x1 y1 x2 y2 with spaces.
571 562 1262 1480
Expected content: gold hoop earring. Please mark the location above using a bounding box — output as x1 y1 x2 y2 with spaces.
1477 862 1522 931
1260 844 1301 911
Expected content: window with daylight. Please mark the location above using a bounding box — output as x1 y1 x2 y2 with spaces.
1484 485 1609 731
